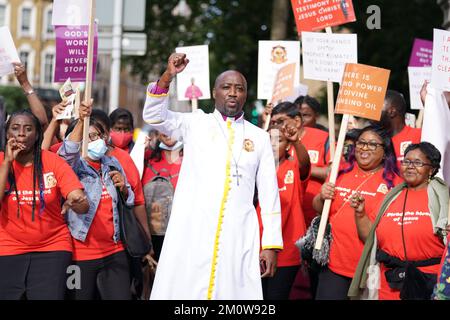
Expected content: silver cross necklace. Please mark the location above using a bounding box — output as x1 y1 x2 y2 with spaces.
214 113 245 186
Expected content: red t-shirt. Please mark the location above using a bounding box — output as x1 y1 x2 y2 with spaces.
142 151 183 189
257 158 307 267
109 147 145 206
328 165 402 278
72 160 125 261
0 150 83 256
49 141 63 154
392 126 422 166
376 188 445 300
300 127 330 227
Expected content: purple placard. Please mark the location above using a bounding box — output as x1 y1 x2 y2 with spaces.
408 38 433 67
54 25 98 83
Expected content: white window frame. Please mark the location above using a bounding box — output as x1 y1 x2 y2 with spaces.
17 1 36 39
42 3 54 40
40 45 56 88
18 44 35 84
0 0 11 28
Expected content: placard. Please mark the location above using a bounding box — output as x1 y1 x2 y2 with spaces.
0 26 20 77
408 67 431 110
335 63 390 121
175 45 211 101
431 28 450 91
271 63 296 104
408 38 433 67
291 0 356 33
54 25 98 83
52 0 90 26
258 41 300 100
301 31 357 83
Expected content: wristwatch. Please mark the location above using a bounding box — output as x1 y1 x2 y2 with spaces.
24 89 35 96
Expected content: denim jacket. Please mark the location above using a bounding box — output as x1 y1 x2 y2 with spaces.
58 139 135 242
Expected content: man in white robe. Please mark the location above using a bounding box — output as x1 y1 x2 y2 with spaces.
143 53 283 300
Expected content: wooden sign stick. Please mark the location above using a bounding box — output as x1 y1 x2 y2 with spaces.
315 113 350 250
416 109 425 128
325 26 336 159
81 0 96 158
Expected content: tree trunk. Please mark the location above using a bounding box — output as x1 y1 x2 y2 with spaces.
271 0 289 40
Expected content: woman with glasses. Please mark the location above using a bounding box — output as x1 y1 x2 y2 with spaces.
349 142 447 300
312 125 401 300
58 101 136 300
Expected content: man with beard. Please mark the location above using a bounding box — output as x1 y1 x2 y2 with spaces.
142 53 282 300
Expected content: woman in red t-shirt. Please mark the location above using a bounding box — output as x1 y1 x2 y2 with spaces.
312 125 401 300
352 142 446 300
0 110 88 300
142 131 183 260
257 101 311 300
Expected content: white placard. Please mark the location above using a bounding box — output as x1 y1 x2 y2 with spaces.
408 67 431 110
431 28 450 91
0 27 20 77
257 41 301 100
285 84 309 103
405 113 416 128
52 0 90 26
301 32 358 83
175 45 211 101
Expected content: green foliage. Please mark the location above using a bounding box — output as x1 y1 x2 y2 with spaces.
125 0 298 117
0 86 30 115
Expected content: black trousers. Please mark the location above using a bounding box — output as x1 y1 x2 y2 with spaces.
68 250 132 300
151 235 165 261
315 267 352 300
0 251 72 300
262 265 300 300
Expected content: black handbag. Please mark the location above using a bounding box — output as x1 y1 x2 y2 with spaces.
111 169 151 258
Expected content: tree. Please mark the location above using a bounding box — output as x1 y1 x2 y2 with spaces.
126 0 297 116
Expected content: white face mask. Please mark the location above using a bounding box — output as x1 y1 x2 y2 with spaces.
87 139 108 160
159 141 183 151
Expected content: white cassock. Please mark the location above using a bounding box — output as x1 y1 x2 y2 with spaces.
143 83 283 300
421 86 450 184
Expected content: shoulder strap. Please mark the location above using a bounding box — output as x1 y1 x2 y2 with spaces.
146 162 160 176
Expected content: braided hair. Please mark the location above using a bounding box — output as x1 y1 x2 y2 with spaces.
4 110 45 221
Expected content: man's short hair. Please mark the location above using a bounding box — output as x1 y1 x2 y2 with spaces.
385 90 407 116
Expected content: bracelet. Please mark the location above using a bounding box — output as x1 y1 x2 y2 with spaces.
24 89 35 96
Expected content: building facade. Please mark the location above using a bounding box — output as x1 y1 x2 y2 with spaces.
0 0 147 126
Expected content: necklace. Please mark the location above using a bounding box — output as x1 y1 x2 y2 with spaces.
214 113 245 186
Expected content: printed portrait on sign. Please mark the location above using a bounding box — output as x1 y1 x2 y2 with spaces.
271 45 288 65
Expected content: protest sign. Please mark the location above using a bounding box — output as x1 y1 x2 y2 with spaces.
408 67 431 110
0 27 20 77
431 28 450 91
315 62 391 250
258 41 300 100
335 63 390 121
409 38 433 67
301 31 357 83
54 25 98 83
271 63 296 104
52 0 90 26
290 0 356 33
175 45 211 102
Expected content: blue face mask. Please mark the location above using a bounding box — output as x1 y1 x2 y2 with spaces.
87 139 108 160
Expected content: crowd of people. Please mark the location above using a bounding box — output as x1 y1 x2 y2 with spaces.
0 53 449 301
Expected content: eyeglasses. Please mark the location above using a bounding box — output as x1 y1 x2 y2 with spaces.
400 159 433 168
355 140 384 151
88 132 103 141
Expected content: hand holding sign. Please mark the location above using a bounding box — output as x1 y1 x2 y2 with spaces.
315 63 390 250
